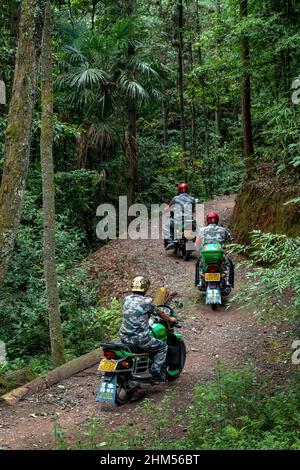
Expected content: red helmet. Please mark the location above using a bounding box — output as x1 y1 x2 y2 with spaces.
207 212 219 225
178 183 189 194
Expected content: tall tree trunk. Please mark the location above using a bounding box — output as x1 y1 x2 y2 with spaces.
124 0 138 210
40 0 65 367
215 0 222 167
240 0 254 176
0 0 46 289
9 0 21 37
91 0 98 30
196 1 212 197
125 91 138 209
202 96 213 199
162 100 168 145
189 34 197 161
178 0 186 158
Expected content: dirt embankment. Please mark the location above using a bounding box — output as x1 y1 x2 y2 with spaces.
232 166 300 243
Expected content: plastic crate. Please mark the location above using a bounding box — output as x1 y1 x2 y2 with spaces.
201 243 224 263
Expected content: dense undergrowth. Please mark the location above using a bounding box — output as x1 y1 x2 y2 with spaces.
54 363 300 450
230 230 300 320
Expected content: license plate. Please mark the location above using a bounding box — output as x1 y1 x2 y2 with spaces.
205 273 221 282
183 230 195 239
98 359 117 372
206 288 222 304
96 376 117 403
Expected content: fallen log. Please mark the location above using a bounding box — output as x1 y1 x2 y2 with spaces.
0 368 35 395
0 347 101 406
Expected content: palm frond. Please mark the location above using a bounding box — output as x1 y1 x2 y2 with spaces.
117 72 149 101
147 87 163 101
110 18 133 41
64 45 87 64
69 65 109 89
127 57 159 79
64 88 96 107
83 33 110 59
89 122 117 150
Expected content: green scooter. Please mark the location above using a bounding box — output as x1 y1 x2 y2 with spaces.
96 289 186 405
196 243 233 311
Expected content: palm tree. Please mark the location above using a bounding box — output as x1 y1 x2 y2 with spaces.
57 17 160 201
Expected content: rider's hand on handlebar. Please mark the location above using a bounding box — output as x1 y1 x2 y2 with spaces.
169 317 177 323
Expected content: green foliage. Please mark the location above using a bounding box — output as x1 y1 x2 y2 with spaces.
138 390 178 442
94 298 122 340
52 363 300 450
0 355 51 377
180 363 300 450
54 169 102 246
0 182 101 360
230 230 300 317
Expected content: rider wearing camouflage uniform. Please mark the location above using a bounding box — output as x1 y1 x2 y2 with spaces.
164 183 196 250
119 276 176 382
195 212 234 287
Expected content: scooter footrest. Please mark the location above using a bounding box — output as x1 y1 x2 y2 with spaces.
133 373 152 380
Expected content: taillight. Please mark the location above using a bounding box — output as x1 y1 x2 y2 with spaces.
104 351 116 359
208 265 218 273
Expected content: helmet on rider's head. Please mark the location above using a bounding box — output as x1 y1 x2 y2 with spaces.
207 212 219 225
131 276 150 294
178 183 189 194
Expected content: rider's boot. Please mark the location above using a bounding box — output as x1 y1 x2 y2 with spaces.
165 239 174 250
150 369 166 383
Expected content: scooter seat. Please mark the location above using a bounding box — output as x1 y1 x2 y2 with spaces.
100 341 125 349
100 341 149 355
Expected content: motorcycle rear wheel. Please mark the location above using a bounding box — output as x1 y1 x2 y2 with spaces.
115 375 134 405
183 250 192 261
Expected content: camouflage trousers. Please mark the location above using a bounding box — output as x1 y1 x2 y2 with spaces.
121 335 168 375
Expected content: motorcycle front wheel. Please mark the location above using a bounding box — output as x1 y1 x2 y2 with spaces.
166 340 186 382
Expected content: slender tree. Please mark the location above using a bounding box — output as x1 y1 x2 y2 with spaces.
240 0 254 175
214 0 222 167
40 0 65 366
0 0 46 289
123 0 138 210
177 0 186 156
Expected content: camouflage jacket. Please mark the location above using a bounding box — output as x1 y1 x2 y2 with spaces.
198 224 232 246
119 294 156 342
170 193 195 222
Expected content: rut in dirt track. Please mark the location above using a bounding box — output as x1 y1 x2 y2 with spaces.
0 195 285 450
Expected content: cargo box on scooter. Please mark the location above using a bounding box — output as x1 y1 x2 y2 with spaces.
201 243 223 263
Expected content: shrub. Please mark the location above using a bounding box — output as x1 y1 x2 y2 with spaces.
230 230 300 318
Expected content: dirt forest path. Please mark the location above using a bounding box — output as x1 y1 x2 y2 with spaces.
0 195 283 450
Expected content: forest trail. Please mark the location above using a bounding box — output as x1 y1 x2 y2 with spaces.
0 195 284 449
